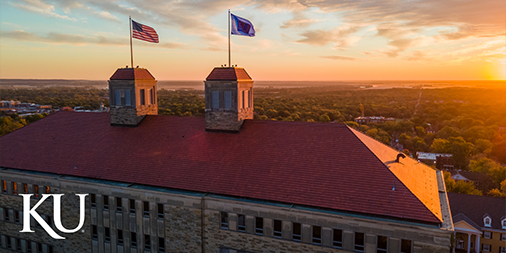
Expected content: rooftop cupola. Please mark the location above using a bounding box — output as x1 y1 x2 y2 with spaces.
108 67 157 126
204 67 253 132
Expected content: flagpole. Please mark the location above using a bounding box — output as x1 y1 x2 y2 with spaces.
129 16 134 68
228 9 231 68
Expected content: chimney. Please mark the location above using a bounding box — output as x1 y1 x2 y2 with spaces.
108 67 157 126
204 67 253 132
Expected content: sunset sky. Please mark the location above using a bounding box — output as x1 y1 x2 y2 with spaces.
0 0 505 81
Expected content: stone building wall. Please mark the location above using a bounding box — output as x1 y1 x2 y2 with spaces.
0 169 452 253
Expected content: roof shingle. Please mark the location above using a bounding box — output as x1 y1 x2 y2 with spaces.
0 112 442 224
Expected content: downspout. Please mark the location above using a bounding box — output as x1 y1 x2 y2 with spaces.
201 193 208 253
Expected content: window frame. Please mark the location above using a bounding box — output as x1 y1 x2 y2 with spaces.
333 229 343 249
237 214 245 232
255 217 263 235
103 195 109 210
312 226 322 245
292 222 302 242
377 235 388 253
143 201 150 218
273 219 282 238
354 232 365 252
220 212 229 229
116 197 122 213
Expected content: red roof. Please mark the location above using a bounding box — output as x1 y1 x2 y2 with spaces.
110 68 155 80
206 67 252 81
448 193 506 230
0 112 441 224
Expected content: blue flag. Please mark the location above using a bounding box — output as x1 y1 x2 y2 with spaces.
230 13 255 37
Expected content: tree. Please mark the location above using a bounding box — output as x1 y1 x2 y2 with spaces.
487 188 505 198
469 157 500 174
430 138 449 153
415 126 426 137
443 172 482 195
319 114 330 122
446 137 474 169
474 139 493 155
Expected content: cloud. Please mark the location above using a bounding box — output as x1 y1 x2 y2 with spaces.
10 0 76 21
0 30 187 49
296 25 361 47
321 55 359 61
280 11 317 29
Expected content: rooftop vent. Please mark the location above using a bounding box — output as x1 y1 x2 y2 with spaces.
395 153 406 163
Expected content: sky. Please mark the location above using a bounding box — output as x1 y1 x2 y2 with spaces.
0 0 505 81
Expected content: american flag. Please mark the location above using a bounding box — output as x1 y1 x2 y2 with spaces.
132 20 159 43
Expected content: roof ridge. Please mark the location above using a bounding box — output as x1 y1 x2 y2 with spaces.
344 125 442 223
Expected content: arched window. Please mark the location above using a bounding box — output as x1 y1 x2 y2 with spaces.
484 216 492 227
501 218 506 229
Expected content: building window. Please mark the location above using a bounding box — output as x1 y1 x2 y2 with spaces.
115 89 121 106
48 246 53 253
33 185 39 198
401 239 412 253
144 235 151 251
2 180 6 194
103 195 109 210
293 222 301 241
248 89 252 107
255 217 263 235
377 235 388 253
212 91 220 109
4 208 9 221
140 89 146 105
37 243 42 253
131 232 137 248
27 241 32 253
158 237 165 253
482 244 491 252
143 201 149 218
483 231 492 239
273 220 282 238
220 212 229 229
157 204 163 219
150 88 154 105
23 183 28 194
92 225 97 240
16 238 21 251
501 234 506 241
105 228 110 243
118 230 123 246
502 219 506 229
45 186 50 194
15 210 20 223
6 236 11 249
116 197 122 213
12 182 17 195
224 91 232 109
499 246 506 253
355 232 365 252
484 216 492 227
125 89 131 106
237 214 245 232
90 194 96 208
333 229 343 248
130 199 136 214
312 226 322 245
241 90 245 109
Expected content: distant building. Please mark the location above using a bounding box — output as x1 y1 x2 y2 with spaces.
448 170 494 194
354 116 395 124
416 152 453 169
448 193 506 253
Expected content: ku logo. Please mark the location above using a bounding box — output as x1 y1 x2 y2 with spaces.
19 194 88 239
238 22 250 33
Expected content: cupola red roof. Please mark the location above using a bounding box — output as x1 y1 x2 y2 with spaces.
110 68 155 80
206 67 252 81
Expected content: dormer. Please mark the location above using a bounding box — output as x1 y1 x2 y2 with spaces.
483 214 492 227
501 217 506 229
108 67 157 126
204 67 253 132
